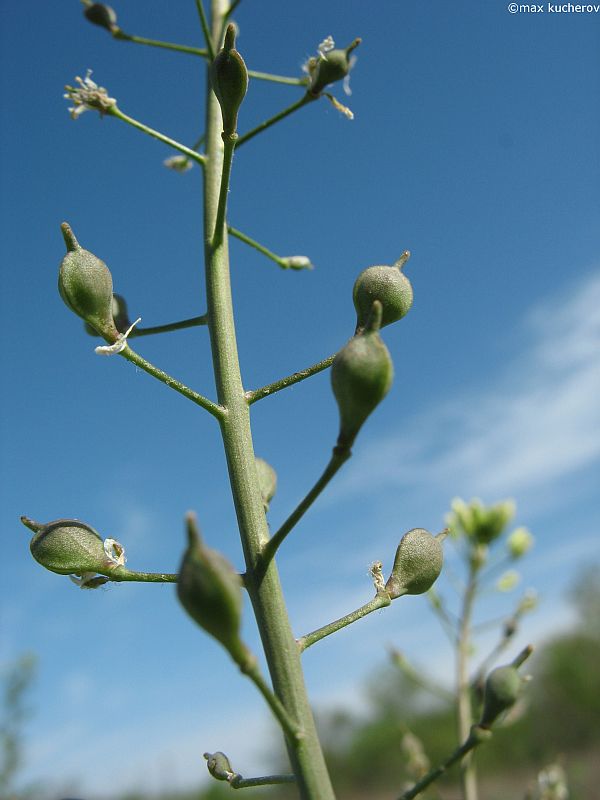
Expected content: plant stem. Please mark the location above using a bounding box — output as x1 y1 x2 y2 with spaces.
109 568 178 583
258 447 350 576
246 352 337 404
202 3 336 796
230 773 296 789
457 563 479 800
109 106 207 166
132 315 208 337
298 593 390 652
119 344 224 419
241 661 301 742
195 0 216 60
114 30 208 57
236 92 316 147
248 71 307 86
398 726 491 800
227 225 287 268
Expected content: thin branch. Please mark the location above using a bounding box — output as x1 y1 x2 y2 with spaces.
132 315 208 337
114 30 208 56
119 344 224 419
195 0 216 60
108 568 178 583
230 773 296 789
248 70 307 86
258 447 350 575
246 352 337 404
228 225 289 269
241 661 302 742
109 106 206 165
298 594 391 652
236 92 316 147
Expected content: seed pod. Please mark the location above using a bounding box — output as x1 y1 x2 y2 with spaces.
309 39 361 96
177 514 246 663
385 528 446 599
85 293 131 336
21 516 121 577
204 751 235 782
58 223 119 340
255 457 277 512
331 301 393 450
84 3 118 33
479 664 523 728
210 24 248 136
353 254 413 333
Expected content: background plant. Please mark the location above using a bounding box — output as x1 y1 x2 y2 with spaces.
2 1 599 797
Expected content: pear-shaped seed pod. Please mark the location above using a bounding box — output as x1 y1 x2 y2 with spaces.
177 515 246 664
210 24 248 136
255 457 277 512
331 302 393 450
21 517 117 577
353 260 413 333
84 3 118 32
85 293 131 336
385 528 445 599
479 665 523 728
309 39 360 95
58 223 119 340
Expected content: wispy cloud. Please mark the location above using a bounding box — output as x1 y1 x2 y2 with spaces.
331 269 600 505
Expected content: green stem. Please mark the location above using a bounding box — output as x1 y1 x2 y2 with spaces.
258 447 350 576
248 70 307 86
132 315 208 337
109 106 206 166
212 135 237 247
195 0 216 60
228 225 286 268
203 3 336 796
457 563 480 800
230 773 296 789
236 92 316 147
298 594 390 653
242 662 301 742
246 352 337 404
119 344 224 419
108 568 178 583
398 727 491 800
114 30 208 57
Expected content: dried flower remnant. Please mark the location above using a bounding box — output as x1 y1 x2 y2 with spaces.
64 69 116 119
164 155 194 173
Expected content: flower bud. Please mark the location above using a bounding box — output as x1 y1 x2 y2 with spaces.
496 569 520 592
309 38 361 96
479 646 532 728
59 223 119 340
255 457 277 512
21 516 124 577
507 527 534 558
83 3 118 33
385 528 446 599
446 497 515 545
353 254 413 333
204 751 235 782
210 24 248 136
177 513 246 663
331 302 393 450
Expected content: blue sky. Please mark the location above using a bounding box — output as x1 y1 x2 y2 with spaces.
1 1 599 797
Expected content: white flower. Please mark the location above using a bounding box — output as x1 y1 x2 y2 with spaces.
103 538 126 567
317 35 335 59
280 255 314 271
64 69 116 119
95 316 141 355
69 572 109 589
164 155 193 173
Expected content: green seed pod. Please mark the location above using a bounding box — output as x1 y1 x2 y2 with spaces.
309 39 361 96
84 3 118 33
331 301 393 450
85 293 131 336
385 528 446 599
479 664 523 728
21 516 121 577
255 457 277 512
204 751 235 782
353 253 413 333
58 223 119 340
177 514 246 663
210 24 248 136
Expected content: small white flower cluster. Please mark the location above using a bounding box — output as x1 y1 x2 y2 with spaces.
280 255 314 271
164 155 194 173
64 69 116 119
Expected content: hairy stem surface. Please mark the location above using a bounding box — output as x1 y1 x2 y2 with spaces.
202 3 335 797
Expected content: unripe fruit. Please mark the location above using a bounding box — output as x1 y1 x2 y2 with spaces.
385 528 446 599
210 24 248 136
84 3 118 33
331 301 393 450
85 293 131 336
309 39 361 95
177 514 246 663
479 665 523 728
255 457 277 512
21 516 119 577
204 751 234 782
58 223 119 340
353 256 413 333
